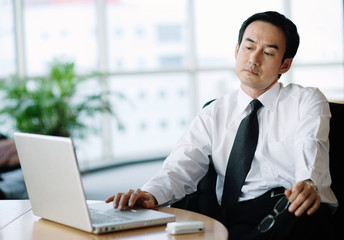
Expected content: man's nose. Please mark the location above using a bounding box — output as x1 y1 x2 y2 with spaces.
249 51 261 66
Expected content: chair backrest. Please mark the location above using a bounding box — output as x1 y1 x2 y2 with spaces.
171 158 220 219
328 102 344 226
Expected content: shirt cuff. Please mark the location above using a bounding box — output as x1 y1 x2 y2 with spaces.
141 185 168 206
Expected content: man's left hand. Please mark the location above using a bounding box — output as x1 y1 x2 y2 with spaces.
285 179 320 217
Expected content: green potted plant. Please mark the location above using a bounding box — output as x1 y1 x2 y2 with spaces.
0 60 123 138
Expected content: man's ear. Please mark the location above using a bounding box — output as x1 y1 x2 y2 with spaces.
279 58 293 74
235 44 239 60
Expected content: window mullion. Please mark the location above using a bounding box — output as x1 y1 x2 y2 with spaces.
186 0 199 117
96 0 112 160
13 0 26 79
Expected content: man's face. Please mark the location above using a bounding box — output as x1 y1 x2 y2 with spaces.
235 20 292 97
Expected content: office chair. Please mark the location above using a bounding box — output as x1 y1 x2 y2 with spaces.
328 102 344 230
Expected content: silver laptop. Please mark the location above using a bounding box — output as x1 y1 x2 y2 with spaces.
14 132 175 234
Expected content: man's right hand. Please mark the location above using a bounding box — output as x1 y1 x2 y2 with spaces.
105 189 157 211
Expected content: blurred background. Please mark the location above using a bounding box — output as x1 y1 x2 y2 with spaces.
0 0 343 199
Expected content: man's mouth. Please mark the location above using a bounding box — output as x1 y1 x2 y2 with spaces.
244 65 260 75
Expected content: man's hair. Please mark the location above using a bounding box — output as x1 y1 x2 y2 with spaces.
238 11 300 62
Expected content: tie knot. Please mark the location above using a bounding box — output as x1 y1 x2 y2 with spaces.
250 99 262 113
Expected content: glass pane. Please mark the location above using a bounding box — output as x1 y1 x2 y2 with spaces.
109 73 191 161
73 77 103 164
291 0 343 64
24 0 97 76
0 0 15 77
197 71 239 109
291 66 344 101
106 0 187 71
195 0 283 68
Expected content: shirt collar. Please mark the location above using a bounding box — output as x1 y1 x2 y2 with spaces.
238 88 254 113
258 82 280 111
238 82 281 112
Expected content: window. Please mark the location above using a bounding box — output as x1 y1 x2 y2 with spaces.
106 0 187 72
2 0 344 168
108 73 190 161
24 0 97 75
289 0 344 100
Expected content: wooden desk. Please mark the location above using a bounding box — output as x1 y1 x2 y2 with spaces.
0 200 228 239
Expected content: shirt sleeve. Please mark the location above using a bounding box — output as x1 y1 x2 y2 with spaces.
141 110 213 205
294 88 331 188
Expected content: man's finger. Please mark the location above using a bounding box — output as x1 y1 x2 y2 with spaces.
306 195 321 215
105 195 115 203
288 182 302 202
128 189 143 207
118 189 134 210
112 195 122 209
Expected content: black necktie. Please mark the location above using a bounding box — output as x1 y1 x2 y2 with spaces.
221 99 263 208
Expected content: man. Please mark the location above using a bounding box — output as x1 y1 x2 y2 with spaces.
106 11 337 238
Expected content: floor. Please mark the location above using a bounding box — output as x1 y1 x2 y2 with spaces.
81 160 164 200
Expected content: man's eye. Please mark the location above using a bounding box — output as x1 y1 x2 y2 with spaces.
264 52 274 56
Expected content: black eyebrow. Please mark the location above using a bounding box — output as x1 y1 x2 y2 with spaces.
245 37 255 43
245 37 279 50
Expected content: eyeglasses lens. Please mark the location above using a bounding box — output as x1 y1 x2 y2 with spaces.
258 215 274 233
274 197 290 214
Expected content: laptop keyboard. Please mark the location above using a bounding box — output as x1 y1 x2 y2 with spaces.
89 208 131 225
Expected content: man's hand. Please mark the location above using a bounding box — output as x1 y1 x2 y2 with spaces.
105 189 157 211
285 180 320 217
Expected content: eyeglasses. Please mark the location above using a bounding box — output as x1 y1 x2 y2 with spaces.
258 197 290 233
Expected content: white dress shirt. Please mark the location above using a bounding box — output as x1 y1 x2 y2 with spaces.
142 82 338 207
